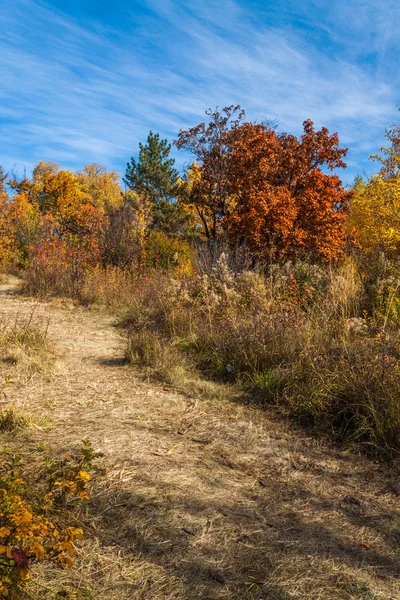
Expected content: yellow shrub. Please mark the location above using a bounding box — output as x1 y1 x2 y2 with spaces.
145 231 193 275
0 468 87 598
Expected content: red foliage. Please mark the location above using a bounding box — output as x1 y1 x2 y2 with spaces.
177 109 351 261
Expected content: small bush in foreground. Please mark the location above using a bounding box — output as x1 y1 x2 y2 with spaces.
0 443 93 599
0 465 86 599
0 388 93 600
0 454 90 600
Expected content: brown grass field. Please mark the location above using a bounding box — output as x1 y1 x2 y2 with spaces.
0 278 399 600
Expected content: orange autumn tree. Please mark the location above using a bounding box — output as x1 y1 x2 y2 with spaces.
227 122 298 256
229 119 351 260
0 167 7 204
0 167 14 269
9 163 108 256
176 107 350 261
7 163 110 294
41 170 103 251
0 168 42 269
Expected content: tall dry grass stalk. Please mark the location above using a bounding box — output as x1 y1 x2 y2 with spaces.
0 309 54 377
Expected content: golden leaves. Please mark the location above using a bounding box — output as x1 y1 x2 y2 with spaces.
0 444 92 597
350 174 400 254
0 529 11 538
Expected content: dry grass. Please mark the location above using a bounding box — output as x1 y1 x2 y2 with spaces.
0 281 399 599
79 266 138 313
120 257 400 457
0 306 54 380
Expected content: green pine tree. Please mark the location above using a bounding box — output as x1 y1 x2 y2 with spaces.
124 132 189 236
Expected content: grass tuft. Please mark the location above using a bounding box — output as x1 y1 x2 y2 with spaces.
0 309 54 378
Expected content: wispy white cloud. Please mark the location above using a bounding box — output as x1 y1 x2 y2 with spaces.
0 0 398 183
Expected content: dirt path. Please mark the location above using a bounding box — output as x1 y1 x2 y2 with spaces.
0 285 399 600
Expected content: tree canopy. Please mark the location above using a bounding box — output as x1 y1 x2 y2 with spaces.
176 107 350 260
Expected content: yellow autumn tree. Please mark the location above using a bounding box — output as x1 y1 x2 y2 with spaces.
76 164 123 211
9 193 42 266
0 193 42 270
350 175 400 253
350 123 400 255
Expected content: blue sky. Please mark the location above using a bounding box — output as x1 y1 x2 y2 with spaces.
0 0 399 184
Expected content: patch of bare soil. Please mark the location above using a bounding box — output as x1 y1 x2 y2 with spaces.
0 284 399 599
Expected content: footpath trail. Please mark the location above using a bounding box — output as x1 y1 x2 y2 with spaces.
0 283 399 600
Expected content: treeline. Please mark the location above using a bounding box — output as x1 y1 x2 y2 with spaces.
0 106 363 277
1 105 399 277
